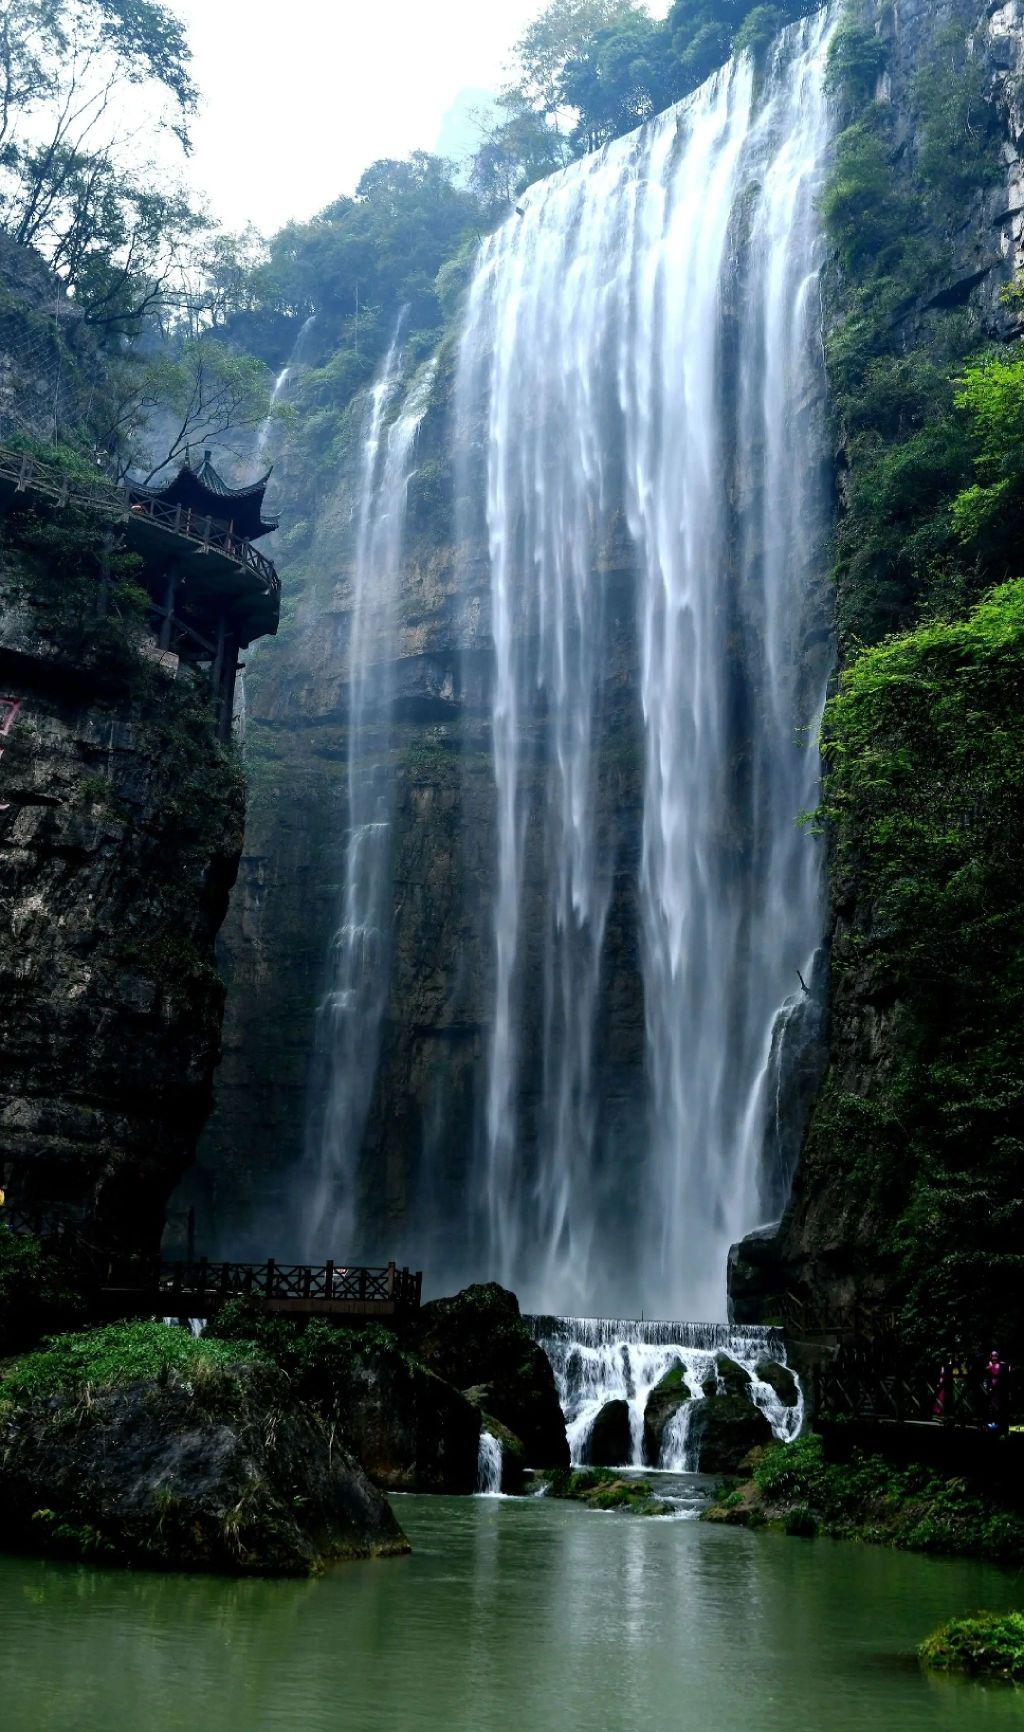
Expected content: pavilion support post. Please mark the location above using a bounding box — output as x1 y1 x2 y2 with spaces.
158 561 180 651
216 628 240 744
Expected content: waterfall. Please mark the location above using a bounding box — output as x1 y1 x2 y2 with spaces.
254 313 316 465
530 1316 803 1470
456 10 836 1318
302 339 437 1256
476 1429 504 1495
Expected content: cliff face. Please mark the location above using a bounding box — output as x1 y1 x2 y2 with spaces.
0 508 245 1258
758 0 1024 1340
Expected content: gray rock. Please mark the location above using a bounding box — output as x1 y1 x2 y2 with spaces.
687 1396 772 1475
586 1399 632 1467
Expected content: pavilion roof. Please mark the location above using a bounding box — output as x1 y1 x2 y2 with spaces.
137 450 279 541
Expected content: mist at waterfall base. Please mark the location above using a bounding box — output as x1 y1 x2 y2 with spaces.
300 11 835 1319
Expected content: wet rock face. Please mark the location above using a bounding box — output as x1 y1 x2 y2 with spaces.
0 545 244 1259
413 1284 570 1468
585 1400 633 1468
0 1362 408 1574
687 1396 772 1475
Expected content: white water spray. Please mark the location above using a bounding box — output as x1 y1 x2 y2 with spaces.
456 11 836 1317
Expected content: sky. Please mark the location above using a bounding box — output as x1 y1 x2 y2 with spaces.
168 0 552 235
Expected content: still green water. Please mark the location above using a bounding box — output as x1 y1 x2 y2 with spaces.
4 1493 1024 1731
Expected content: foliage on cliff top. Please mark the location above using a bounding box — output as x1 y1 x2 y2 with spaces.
0 1320 264 1409
819 580 1024 1347
711 1434 1024 1563
921 1613 1024 1682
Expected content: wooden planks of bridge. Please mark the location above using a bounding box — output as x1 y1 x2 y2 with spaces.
103 1258 424 1322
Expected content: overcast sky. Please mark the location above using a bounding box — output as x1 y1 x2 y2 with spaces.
168 0 557 235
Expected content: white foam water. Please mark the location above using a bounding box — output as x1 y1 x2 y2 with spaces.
477 1429 504 1495
530 1316 803 1470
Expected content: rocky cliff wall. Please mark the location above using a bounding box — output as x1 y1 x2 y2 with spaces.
0 507 245 1258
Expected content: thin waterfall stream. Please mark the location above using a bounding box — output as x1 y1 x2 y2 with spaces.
302 338 437 1257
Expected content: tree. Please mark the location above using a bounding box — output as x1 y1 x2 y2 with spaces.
513 0 647 114
101 336 273 483
0 0 201 330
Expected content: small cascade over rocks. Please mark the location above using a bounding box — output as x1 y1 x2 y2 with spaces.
529 1317 802 1471
476 1429 504 1496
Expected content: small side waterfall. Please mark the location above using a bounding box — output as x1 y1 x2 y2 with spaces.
530 1316 803 1470
456 9 836 1318
254 313 316 465
477 1429 504 1495
302 341 437 1256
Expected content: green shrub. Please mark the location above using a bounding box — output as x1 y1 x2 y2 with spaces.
921 1613 1024 1682
0 1321 263 1409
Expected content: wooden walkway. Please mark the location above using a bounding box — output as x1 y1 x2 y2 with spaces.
147 1258 423 1320
812 1340 1019 1433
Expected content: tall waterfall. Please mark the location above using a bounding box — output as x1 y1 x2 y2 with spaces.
302 339 437 1256
457 12 836 1318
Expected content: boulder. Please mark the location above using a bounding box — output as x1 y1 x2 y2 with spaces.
414 1284 569 1467
714 1353 753 1398
687 1395 772 1474
643 1365 692 1464
585 1399 632 1467
206 1309 481 1494
0 1361 408 1574
754 1358 799 1409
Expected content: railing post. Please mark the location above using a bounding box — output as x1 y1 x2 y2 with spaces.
266 1257 275 1300
197 1255 208 1298
325 1259 334 1301
387 1260 396 1298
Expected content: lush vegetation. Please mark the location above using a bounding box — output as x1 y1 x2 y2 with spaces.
819 583 1024 1347
920 1613 1024 1683
792 3 1024 1354
0 1320 262 1408
709 1435 1024 1563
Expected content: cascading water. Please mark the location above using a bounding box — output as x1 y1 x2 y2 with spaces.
531 1317 803 1470
476 1429 504 1495
302 340 437 1257
456 10 836 1318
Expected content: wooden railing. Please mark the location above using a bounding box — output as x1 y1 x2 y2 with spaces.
0 446 280 596
814 1340 1020 1432
141 1258 422 1312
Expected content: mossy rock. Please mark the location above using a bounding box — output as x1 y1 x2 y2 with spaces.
0 1327 408 1575
644 1364 692 1465
754 1358 799 1408
714 1353 753 1399
413 1284 569 1467
586 1398 632 1468
687 1395 772 1474
540 1467 672 1517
